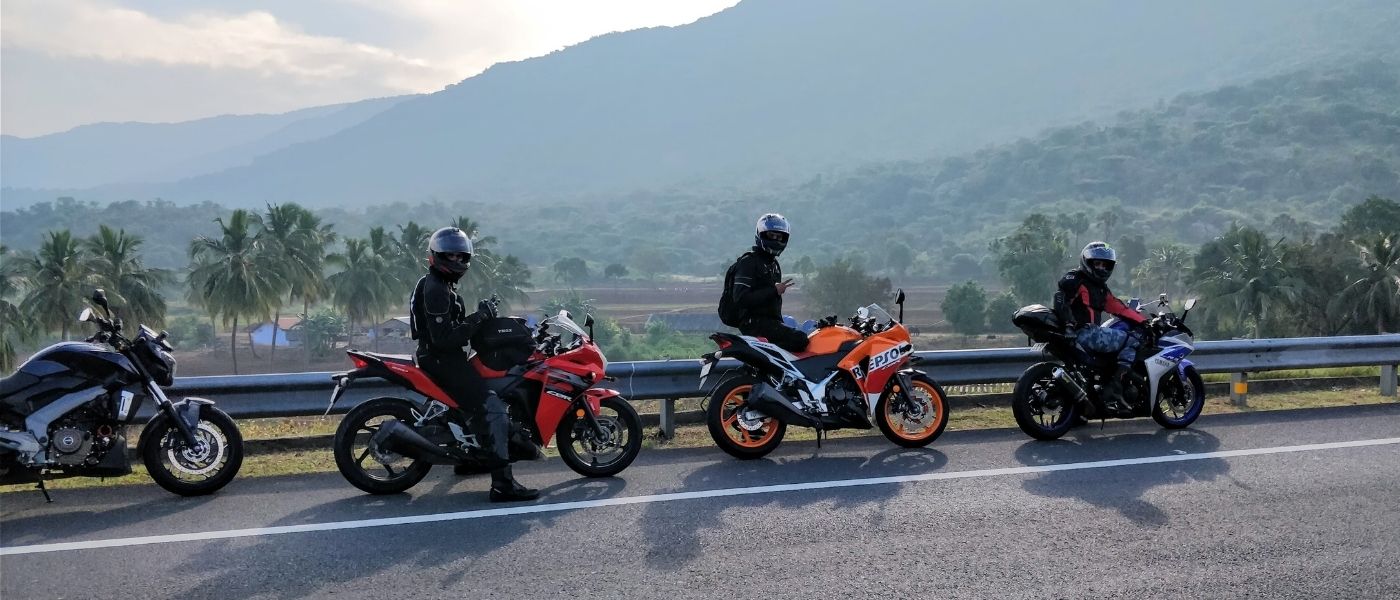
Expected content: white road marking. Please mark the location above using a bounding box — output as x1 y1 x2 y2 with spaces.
4 436 1398 556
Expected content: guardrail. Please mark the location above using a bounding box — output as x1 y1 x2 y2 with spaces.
155 334 1400 438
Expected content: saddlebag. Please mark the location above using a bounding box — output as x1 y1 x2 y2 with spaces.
472 317 535 371
1012 304 1064 343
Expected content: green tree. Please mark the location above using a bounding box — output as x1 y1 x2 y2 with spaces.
1056 211 1091 248
553 257 591 286
1192 224 1294 338
326 238 398 349
941 281 988 338
257 203 334 366
1284 234 1361 336
1 245 33 372
1336 234 1400 333
19 230 90 341
984 291 1021 333
631 248 670 282
1131 244 1193 300
604 263 629 280
885 242 914 277
81 225 172 328
793 255 817 280
1338 196 1400 240
807 258 892 318
299 309 348 358
188 210 288 374
992 214 1070 304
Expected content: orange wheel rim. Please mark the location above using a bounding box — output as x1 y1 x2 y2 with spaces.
886 381 945 440
720 385 779 448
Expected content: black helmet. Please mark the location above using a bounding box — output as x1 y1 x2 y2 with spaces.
1079 241 1117 284
428 227 473 280
754 213 791 256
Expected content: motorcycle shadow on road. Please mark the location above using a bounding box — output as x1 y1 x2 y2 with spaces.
1014 428 1227 528
168 474 629 599
642 446 948 570
0 491 219 547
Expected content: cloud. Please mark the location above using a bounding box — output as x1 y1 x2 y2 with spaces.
0 0 455 91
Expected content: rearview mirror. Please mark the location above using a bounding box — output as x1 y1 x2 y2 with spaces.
895 288 906 322
584 314 596 339
91 288 110 315
78 308 94 323
1184 298 1198 311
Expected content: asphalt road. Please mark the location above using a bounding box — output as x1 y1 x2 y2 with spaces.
3 404 1398 599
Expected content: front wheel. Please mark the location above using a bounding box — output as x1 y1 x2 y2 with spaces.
1012 362 1079 441
1152 366 1206 429
141 407 244 496
557 396 643 477
334 397 432 495
706 377 786 459
876 372 950 448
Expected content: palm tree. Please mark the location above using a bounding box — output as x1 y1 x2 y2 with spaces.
1 245 33 372
326 238 398 349
257 204 334 365
1337 234 1400 333
82 225 172 327
1131 244 1192 300
392 221 432 284
188 210 288 375
20 231 90 341
1192 225 1294 338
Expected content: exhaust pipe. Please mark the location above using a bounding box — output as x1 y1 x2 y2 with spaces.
745 382 817 427
370 420 457 464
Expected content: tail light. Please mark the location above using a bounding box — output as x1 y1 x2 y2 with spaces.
715 338 733 350
350 355 369 369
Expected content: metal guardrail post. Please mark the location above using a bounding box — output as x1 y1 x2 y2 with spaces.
659 399 676 439
1382 365 1397 398
1230 372 1249 407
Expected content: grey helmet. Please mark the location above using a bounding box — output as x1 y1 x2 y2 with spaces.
428 227 473 280
754 213 791 256
1079 241 1117 284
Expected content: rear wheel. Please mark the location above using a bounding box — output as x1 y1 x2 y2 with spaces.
1152 366 1206 429
1012 362 1079 441
334 397 432 495
876 372 950 448
706 377 786 459
557 396 643 477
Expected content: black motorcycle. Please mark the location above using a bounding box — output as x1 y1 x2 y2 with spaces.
0 289 243 499
1009 295 1206 440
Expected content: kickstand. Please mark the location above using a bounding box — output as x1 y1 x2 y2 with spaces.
36 477 53 503
814 426 825 449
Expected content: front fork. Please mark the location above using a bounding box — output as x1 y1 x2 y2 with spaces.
147 382 205 448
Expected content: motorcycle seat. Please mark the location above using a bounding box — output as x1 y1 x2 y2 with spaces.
0 371 39 400
362 352 414 366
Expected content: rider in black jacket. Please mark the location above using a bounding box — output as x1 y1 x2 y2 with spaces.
410 227 537 502
730 213 809 353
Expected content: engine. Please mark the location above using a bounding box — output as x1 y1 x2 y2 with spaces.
47 411 120 467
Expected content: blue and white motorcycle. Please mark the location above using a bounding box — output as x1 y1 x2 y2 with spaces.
1010 295 1205 440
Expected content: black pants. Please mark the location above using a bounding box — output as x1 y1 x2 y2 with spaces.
415 351 511 473
740 319 810 353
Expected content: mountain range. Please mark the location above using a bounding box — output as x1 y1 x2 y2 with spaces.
3 0 1398 208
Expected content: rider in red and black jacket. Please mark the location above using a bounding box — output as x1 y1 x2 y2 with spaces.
1053 242 1146 407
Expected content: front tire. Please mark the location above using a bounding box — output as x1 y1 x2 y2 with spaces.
1152 366 1206 429
556 396 643 477
141 407 243 496
334 397 432 495
1012 362 1079 441
706 376 786 459
876 372 950 448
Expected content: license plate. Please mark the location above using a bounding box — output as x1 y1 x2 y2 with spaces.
698 360 714 388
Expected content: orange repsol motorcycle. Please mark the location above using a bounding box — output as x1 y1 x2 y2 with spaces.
698 291 950 459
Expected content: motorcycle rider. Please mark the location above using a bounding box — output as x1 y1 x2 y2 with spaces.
1052 241 1147 410
727 213 810 353
410 227 538 502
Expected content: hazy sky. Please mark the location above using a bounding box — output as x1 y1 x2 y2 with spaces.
0 0 739 137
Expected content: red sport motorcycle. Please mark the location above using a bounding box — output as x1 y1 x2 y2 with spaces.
327 309 642 495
